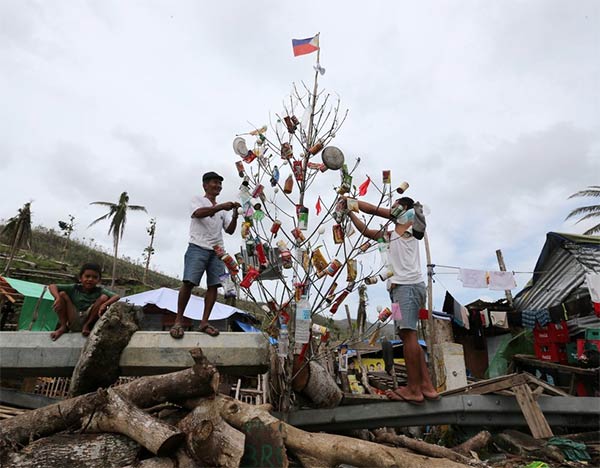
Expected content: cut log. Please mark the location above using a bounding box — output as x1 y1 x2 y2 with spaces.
178 398 245 467
216 395 469 468
494 429 564 463
301 360 343 408
84 388 184 456
372 428 477 465
124 458 175 468
452 430 492 455
1 433 140 468
239 417 288 468
69 302 139 396
0 348 216 448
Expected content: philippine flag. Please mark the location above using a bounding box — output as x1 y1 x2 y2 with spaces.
292 34 320 57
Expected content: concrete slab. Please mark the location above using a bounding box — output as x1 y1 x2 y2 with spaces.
0 331 269 377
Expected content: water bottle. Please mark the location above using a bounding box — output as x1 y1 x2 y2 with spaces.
278 324 289 357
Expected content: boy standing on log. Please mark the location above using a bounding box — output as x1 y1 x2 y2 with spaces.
48 263 120 341
169 171 240 339
347 197 439 404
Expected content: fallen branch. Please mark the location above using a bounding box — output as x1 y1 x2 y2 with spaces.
452 430 492 455
372 428 478 466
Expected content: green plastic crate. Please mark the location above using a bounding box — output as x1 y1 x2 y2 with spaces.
566 342 578 364
585 328 600 340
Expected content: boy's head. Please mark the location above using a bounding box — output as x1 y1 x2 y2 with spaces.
394 196 414 211
78 263 102 290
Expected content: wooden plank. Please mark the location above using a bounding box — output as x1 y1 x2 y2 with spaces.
512 383 553 439
514 354 599 376
441 373 528 396
524 372 569 397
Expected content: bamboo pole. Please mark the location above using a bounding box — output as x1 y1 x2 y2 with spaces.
496 249 514 307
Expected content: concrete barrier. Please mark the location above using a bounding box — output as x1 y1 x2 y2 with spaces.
0 331 270 377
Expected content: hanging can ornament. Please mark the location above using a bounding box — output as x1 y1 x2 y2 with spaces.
292 160 304 181
213 244 226 257
332 224 344 244
235 161 245 178
359 241 372 252
329 290 349 314
221 254 239 276
245 237 256 256
382 170 391 185
325 259 342 276
396 181 409 194
325 282 337 304
281 142 293 160
243 150 257 163
252 184 264 199
270 219 282 235
346 258 357 281
256 241 268 267
284 116 297 133
307 140 324 155
241 221 252 239
283 174 294 194
291 227 305 242
240 266 260 288
311 248 328 273
307 161 322 170
365 276 378 285
378 307 392 322
298 206 309 230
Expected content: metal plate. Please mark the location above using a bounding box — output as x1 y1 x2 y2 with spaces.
321 146 345 170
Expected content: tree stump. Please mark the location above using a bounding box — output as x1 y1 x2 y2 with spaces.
1 433 140 468
301 360 343 408
178 399 245 467
69 302 139 397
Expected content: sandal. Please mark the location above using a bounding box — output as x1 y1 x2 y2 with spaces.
199 323 220 337
169 323 185 339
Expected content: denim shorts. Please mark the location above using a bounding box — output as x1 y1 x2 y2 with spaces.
182 243 225 287
389 282 426 332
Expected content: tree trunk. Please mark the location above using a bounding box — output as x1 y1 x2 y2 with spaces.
372 428 477 466
0 349 217 448
143 227 155 285
452 430 492 455
178 399 245 467
1 433 140 468
216 396 469 468
111 238 119 288
84 388 184 456
301 360 343 408
2 221 23 276
69 302 139 396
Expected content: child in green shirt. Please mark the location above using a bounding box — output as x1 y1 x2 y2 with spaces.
48 263 120 341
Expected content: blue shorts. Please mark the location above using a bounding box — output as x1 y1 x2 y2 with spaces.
389 282 426 332
182 243 225 287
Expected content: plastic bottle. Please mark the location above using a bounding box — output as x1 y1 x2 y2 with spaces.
278 324 289 357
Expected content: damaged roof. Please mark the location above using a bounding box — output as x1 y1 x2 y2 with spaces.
513 232 600 312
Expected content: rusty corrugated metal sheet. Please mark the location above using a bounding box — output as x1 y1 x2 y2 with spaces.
513 234 600 312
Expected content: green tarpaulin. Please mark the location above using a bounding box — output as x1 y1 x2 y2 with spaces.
3 277 58 331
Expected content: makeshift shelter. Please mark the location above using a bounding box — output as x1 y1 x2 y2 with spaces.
514 232 600 313
121 287 256 332
0 276 57 331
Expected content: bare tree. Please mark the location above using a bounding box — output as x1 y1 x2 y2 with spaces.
142 218 156 285
2 202 33 276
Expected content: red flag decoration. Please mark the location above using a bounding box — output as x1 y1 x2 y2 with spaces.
358 177 371 196
292 34 320 57
315 196 322 216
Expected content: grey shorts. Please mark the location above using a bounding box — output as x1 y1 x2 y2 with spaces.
182 243 225 287
389 282 426 332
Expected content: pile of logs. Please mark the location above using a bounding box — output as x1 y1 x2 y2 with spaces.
1 347 478 468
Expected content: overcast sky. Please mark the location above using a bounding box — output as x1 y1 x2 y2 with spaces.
2 1 599 321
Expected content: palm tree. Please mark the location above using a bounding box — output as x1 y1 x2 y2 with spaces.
566 186 600 235
1 202 33 276
90 192 147 287
142 217 156 285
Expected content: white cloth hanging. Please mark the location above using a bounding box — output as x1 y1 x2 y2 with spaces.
458 268 488 288
488 271 517 290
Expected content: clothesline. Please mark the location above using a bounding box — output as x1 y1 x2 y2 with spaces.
430 264 546 275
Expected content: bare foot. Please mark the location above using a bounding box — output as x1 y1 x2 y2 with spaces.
386 386 424 404
421 387 440 400
81 326 91 337
51 326 68 341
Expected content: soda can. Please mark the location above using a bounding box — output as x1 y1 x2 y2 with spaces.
307 161 322 170
284 116 296 133
252 184 264 198
396 181 409 194
270 219 282 235
293 160 303 181
291 115 300 126
213 244 225 257
382 170 391 185
332 224 344 244
291 227 306 242
359 241 372 253
308 141 323 155
243 151 257 163
281 142 293 159
235 160 245 177
240 267 260 288
378 307 392 322
346 259 357 281
298 207 309 230
365 276 378 285
326 259 342 276
325 282 337 304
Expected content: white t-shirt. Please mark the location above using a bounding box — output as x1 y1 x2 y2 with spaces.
387 228 423 285
188 196 231 250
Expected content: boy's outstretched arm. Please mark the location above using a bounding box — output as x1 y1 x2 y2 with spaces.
356 200 391 219
348 212 386 241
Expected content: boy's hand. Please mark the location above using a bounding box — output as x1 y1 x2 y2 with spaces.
99 303 108 316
